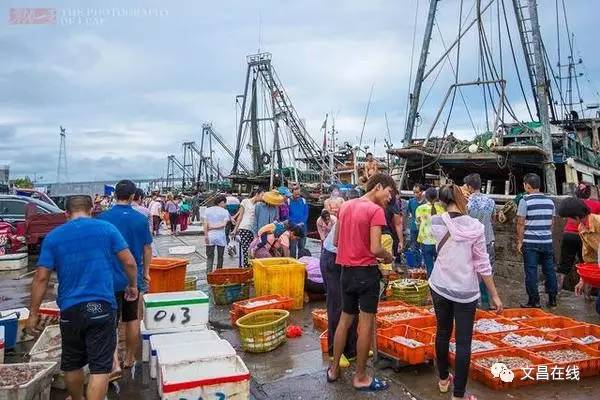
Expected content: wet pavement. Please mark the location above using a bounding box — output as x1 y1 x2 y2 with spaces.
1 222 599 399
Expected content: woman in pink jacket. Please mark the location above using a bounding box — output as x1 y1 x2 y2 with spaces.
429 184 504 400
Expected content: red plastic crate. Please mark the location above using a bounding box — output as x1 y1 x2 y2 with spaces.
550 324 600 351
492 328 569 350
207 268 252 285
519 316 586 333
499 308 551 322
320 330 328 353
470 348 550 390
377 307 430 328
534 341 600 378
377 325 434 364
312 309 328 331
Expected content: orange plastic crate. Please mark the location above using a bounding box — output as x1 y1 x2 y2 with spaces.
312 309 328 331
474 309 495 320
377 325 434 364
207 268 252 285
492 328 568 350
519 316 586 333
470 348 550 390
148 257 187 293
404 315 437 330
534 341 600 378
447 334 509 367
550 324 600 350
377 307 430 328
498 308 551 321
377 300 411 313
320 330 328 353
232 295 294 314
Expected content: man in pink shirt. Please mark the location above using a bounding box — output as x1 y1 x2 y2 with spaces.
327 174 395 392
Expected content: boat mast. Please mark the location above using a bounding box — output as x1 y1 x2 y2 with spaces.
399 0 439 189
403 0 438 146
528 0 557 194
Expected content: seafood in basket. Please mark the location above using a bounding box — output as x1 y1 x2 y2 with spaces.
475 356 533 369
538 349 592 363
391 336 424 348
0 364 47 386
473 319 519 333
500 332 552 348
450 339 497 354
573 335 600 345
380 311 423 323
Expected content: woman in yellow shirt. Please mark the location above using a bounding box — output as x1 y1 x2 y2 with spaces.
416 187 446 277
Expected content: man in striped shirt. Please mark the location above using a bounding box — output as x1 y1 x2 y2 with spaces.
516 173 558 308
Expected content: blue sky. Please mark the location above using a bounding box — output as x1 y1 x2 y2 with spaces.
1 0 599 182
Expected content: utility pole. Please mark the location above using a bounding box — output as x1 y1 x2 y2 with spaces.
529 0 557 194
57 126 68 183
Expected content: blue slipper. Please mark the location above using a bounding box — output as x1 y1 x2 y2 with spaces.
354 377 389 392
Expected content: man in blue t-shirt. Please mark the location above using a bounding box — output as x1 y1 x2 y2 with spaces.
288 185 309 258
98 180 153 371
27 195 137 400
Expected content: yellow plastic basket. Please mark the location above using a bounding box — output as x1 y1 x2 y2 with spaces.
389 279 430 306
251 258 306 309
184 276 198 291
236 309 290 353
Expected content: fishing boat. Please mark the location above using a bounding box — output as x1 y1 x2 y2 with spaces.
388 0 600 194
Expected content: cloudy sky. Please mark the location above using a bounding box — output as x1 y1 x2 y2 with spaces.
2 0 599 183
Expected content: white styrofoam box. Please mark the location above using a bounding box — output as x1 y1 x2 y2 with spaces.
143 291 209 330
150 330 220 379
0 361 58 400
0 307 32 343
0 253 28 271
157 340 236 396
29 325 61 362
141 320 207 362
161 355 250 400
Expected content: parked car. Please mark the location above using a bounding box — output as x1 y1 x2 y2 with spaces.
0 195 63 223
0 195 66 252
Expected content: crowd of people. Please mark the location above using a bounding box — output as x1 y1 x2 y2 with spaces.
22 169 600 400
322 171 599 399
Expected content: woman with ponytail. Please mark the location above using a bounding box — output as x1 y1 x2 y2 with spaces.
415 187 445 277
429 183 503 400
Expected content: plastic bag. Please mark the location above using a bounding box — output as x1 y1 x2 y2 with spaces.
227 236 238 257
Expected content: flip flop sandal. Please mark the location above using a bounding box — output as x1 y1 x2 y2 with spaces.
109 370 122 382
438 373 453 393
326 367 338 383
354 377 389 392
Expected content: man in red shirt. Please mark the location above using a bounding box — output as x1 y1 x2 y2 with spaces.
327 174 395 392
